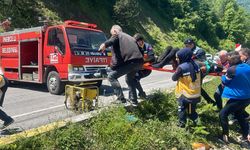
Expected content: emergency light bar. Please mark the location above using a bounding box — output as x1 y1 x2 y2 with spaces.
64 20 97 29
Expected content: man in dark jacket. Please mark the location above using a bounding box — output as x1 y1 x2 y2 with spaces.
99 25 144 106
133 33 155 98
184 38 216 105
184 38 206 61
0 73 14 129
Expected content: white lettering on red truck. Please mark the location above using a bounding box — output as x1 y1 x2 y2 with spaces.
85 57 107 63
2 47 18 53
3 36 17 43
74 50 104 56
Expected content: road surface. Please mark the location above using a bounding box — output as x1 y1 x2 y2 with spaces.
1 70 175 130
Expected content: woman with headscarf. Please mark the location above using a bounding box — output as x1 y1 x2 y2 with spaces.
172 48 201 128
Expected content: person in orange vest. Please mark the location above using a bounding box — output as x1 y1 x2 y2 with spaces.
0 67 14 129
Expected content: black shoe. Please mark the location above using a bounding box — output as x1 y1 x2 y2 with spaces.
113 98 127 104
218 134 229 144
177 122 185 128
138 92 147 99
215 109 221 113
129 100 138 107
0 118 14 129
192 119 198 126
120 98 127 103
239 137 250 149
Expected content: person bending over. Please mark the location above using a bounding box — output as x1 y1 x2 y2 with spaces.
99 25 144 107
219 53 250 145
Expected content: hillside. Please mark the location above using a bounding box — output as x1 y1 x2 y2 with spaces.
0 0 250 53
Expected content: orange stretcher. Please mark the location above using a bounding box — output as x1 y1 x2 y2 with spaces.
143 63 224 76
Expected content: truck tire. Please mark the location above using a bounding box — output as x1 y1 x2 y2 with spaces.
47 71 65 95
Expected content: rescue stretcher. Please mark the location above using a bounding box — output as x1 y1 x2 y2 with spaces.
142 63 224 76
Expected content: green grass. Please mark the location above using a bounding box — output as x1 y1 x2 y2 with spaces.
0 77 247 149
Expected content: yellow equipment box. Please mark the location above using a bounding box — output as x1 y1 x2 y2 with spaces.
64 83 99 112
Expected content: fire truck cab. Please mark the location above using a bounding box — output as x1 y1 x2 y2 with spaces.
0 20 111 94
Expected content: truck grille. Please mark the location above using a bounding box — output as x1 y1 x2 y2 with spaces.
84 66 106 72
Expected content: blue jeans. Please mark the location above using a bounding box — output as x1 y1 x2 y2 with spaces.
219 99 250 138
108 61 143 103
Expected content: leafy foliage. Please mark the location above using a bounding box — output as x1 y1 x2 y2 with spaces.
113 0 140 27
0 77 247 149
0 0 250 53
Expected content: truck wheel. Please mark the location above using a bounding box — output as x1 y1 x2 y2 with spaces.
47 71 65 95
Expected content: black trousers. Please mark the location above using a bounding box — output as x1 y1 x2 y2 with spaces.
135 69 152 95
214 84 249 119
152 46 179 68
108 61 143 103
178 96 200 124
219 99 250 138
214 84 224 110
0 77 12 122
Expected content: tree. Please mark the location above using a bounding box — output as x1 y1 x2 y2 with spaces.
113 0 140 27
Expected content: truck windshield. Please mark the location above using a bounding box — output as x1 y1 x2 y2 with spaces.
66 28 107 51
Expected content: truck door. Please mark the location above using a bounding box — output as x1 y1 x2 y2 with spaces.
44 27 66 65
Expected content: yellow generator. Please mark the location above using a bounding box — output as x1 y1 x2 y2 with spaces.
64 83 99 112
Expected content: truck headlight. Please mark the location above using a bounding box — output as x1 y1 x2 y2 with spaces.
68 64 85 72
79 67 84 71
73 67 79 71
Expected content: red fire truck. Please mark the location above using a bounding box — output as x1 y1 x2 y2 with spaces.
0 20 111 94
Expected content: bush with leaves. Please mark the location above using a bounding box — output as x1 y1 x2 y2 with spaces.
113 0 140 27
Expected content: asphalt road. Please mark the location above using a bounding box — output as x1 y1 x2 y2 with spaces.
1 69 175 131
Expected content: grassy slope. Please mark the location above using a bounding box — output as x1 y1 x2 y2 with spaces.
41 0 116 33
1 77 247 149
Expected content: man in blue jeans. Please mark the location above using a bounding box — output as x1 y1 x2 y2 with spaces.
99 25 143 106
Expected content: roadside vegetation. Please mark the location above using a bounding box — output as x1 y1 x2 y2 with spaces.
0 77 247 149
